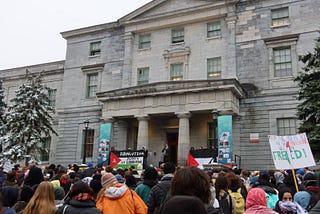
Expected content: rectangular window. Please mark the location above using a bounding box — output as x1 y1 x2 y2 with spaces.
273 47 292 77
272 7 289 27
137 67 149 85
89 41 101 56
139 34 151 49
277 118 297 136
207 122 218 149
207 57 221 79
86 73 98 98
207 22 221 38
84 129 94 158
41 137 51 162
48 89 57 107
171 28 184 44
170 63 183 81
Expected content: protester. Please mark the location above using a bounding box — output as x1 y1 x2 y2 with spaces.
23 181 57 214
274 187 305 213
56 180 101 214
147 162 175 214
12 185 34 214
169 166 222 214
96 172 147 214
24 165 44 187
159 195 207 214
215 173 236 214
135 166 158 204
0 191 16 214
244 188 277 214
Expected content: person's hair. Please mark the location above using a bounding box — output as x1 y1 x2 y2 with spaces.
23 181 56 214
215 173 228 197
170 166 211 204
69 180 94 198
225 171 241 190
163 162 176 174
278 187 293 201
143 167 158 180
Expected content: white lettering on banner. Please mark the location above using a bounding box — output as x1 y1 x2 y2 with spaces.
119 157 143 165
268 133 315 170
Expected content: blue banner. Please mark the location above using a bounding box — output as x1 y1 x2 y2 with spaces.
98 123 112 165
217 115 233 164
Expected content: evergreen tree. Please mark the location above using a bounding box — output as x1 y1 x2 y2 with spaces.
0 80 7 154
1 70 57 165
295 38 320 159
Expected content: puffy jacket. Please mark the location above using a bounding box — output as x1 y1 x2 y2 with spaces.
96 183 147 214
147 174 173 214
56 199 101 214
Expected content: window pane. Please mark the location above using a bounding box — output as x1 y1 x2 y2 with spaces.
207 57 221 79
207 22 221 37
272 8 289 26
170 63 183 80
137 67 149 85
277 118 297 135
172 28 184 44
41 137 51 162
274 47 292 77
139 34 151 49
48 89 57 107
87 73 98 98
90 41 101 56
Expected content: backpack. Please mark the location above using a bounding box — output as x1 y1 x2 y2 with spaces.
218 193 232 214
228 188 245 214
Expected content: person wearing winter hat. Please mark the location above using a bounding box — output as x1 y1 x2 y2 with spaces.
96 173 147 214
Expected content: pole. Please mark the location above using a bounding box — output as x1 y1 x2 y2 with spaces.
291 169 299 193
82 120 89 164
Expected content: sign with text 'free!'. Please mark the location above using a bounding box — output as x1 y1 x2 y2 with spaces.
268 133 315 169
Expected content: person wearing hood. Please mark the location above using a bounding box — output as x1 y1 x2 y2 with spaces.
274 171 286 191
56 180 101 214
96 172 147 214
244 188 278 214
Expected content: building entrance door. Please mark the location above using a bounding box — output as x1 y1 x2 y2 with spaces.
166 132 178 165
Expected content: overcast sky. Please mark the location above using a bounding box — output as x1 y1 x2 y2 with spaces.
0 0 152 70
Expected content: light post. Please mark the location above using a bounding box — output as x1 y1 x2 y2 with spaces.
82 120 90 164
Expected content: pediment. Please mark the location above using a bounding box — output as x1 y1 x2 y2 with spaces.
119 0 227 24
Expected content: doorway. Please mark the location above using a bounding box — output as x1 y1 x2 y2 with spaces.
166 132 178 165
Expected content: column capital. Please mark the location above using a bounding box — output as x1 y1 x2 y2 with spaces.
100 117 115 123
135 115 149 121
176 112 191 119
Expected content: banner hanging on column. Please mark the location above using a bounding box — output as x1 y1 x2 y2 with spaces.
217 115 233 164
98 123 112 165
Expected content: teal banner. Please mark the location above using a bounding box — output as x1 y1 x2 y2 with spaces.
217 115 233 164
98 123 112 165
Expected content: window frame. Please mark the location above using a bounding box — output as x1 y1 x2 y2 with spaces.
40 137 51 162
138 34 151 49
170 63 184 81
277 118 297 136
48 89 57 108
271 7 289 27
83 129 95 158
86 73 98 98
273 47 292 77
207 57 222 79
137 67 149 85
207 21 221 38
89 41 101 57
171 28 184 44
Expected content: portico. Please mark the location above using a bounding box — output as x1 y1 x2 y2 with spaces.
97 79 244 166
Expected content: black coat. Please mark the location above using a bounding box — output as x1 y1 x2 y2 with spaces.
56 199 101 214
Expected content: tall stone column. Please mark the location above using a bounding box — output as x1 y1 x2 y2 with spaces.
177 112 191 166
136 115 149 150
122 31 133 88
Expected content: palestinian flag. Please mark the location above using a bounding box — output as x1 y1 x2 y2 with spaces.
187 148 217 168
109 152 121 167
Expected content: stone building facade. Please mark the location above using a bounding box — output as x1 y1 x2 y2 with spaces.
1 0 319 169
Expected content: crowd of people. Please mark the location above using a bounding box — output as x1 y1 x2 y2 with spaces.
0 162 319 214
